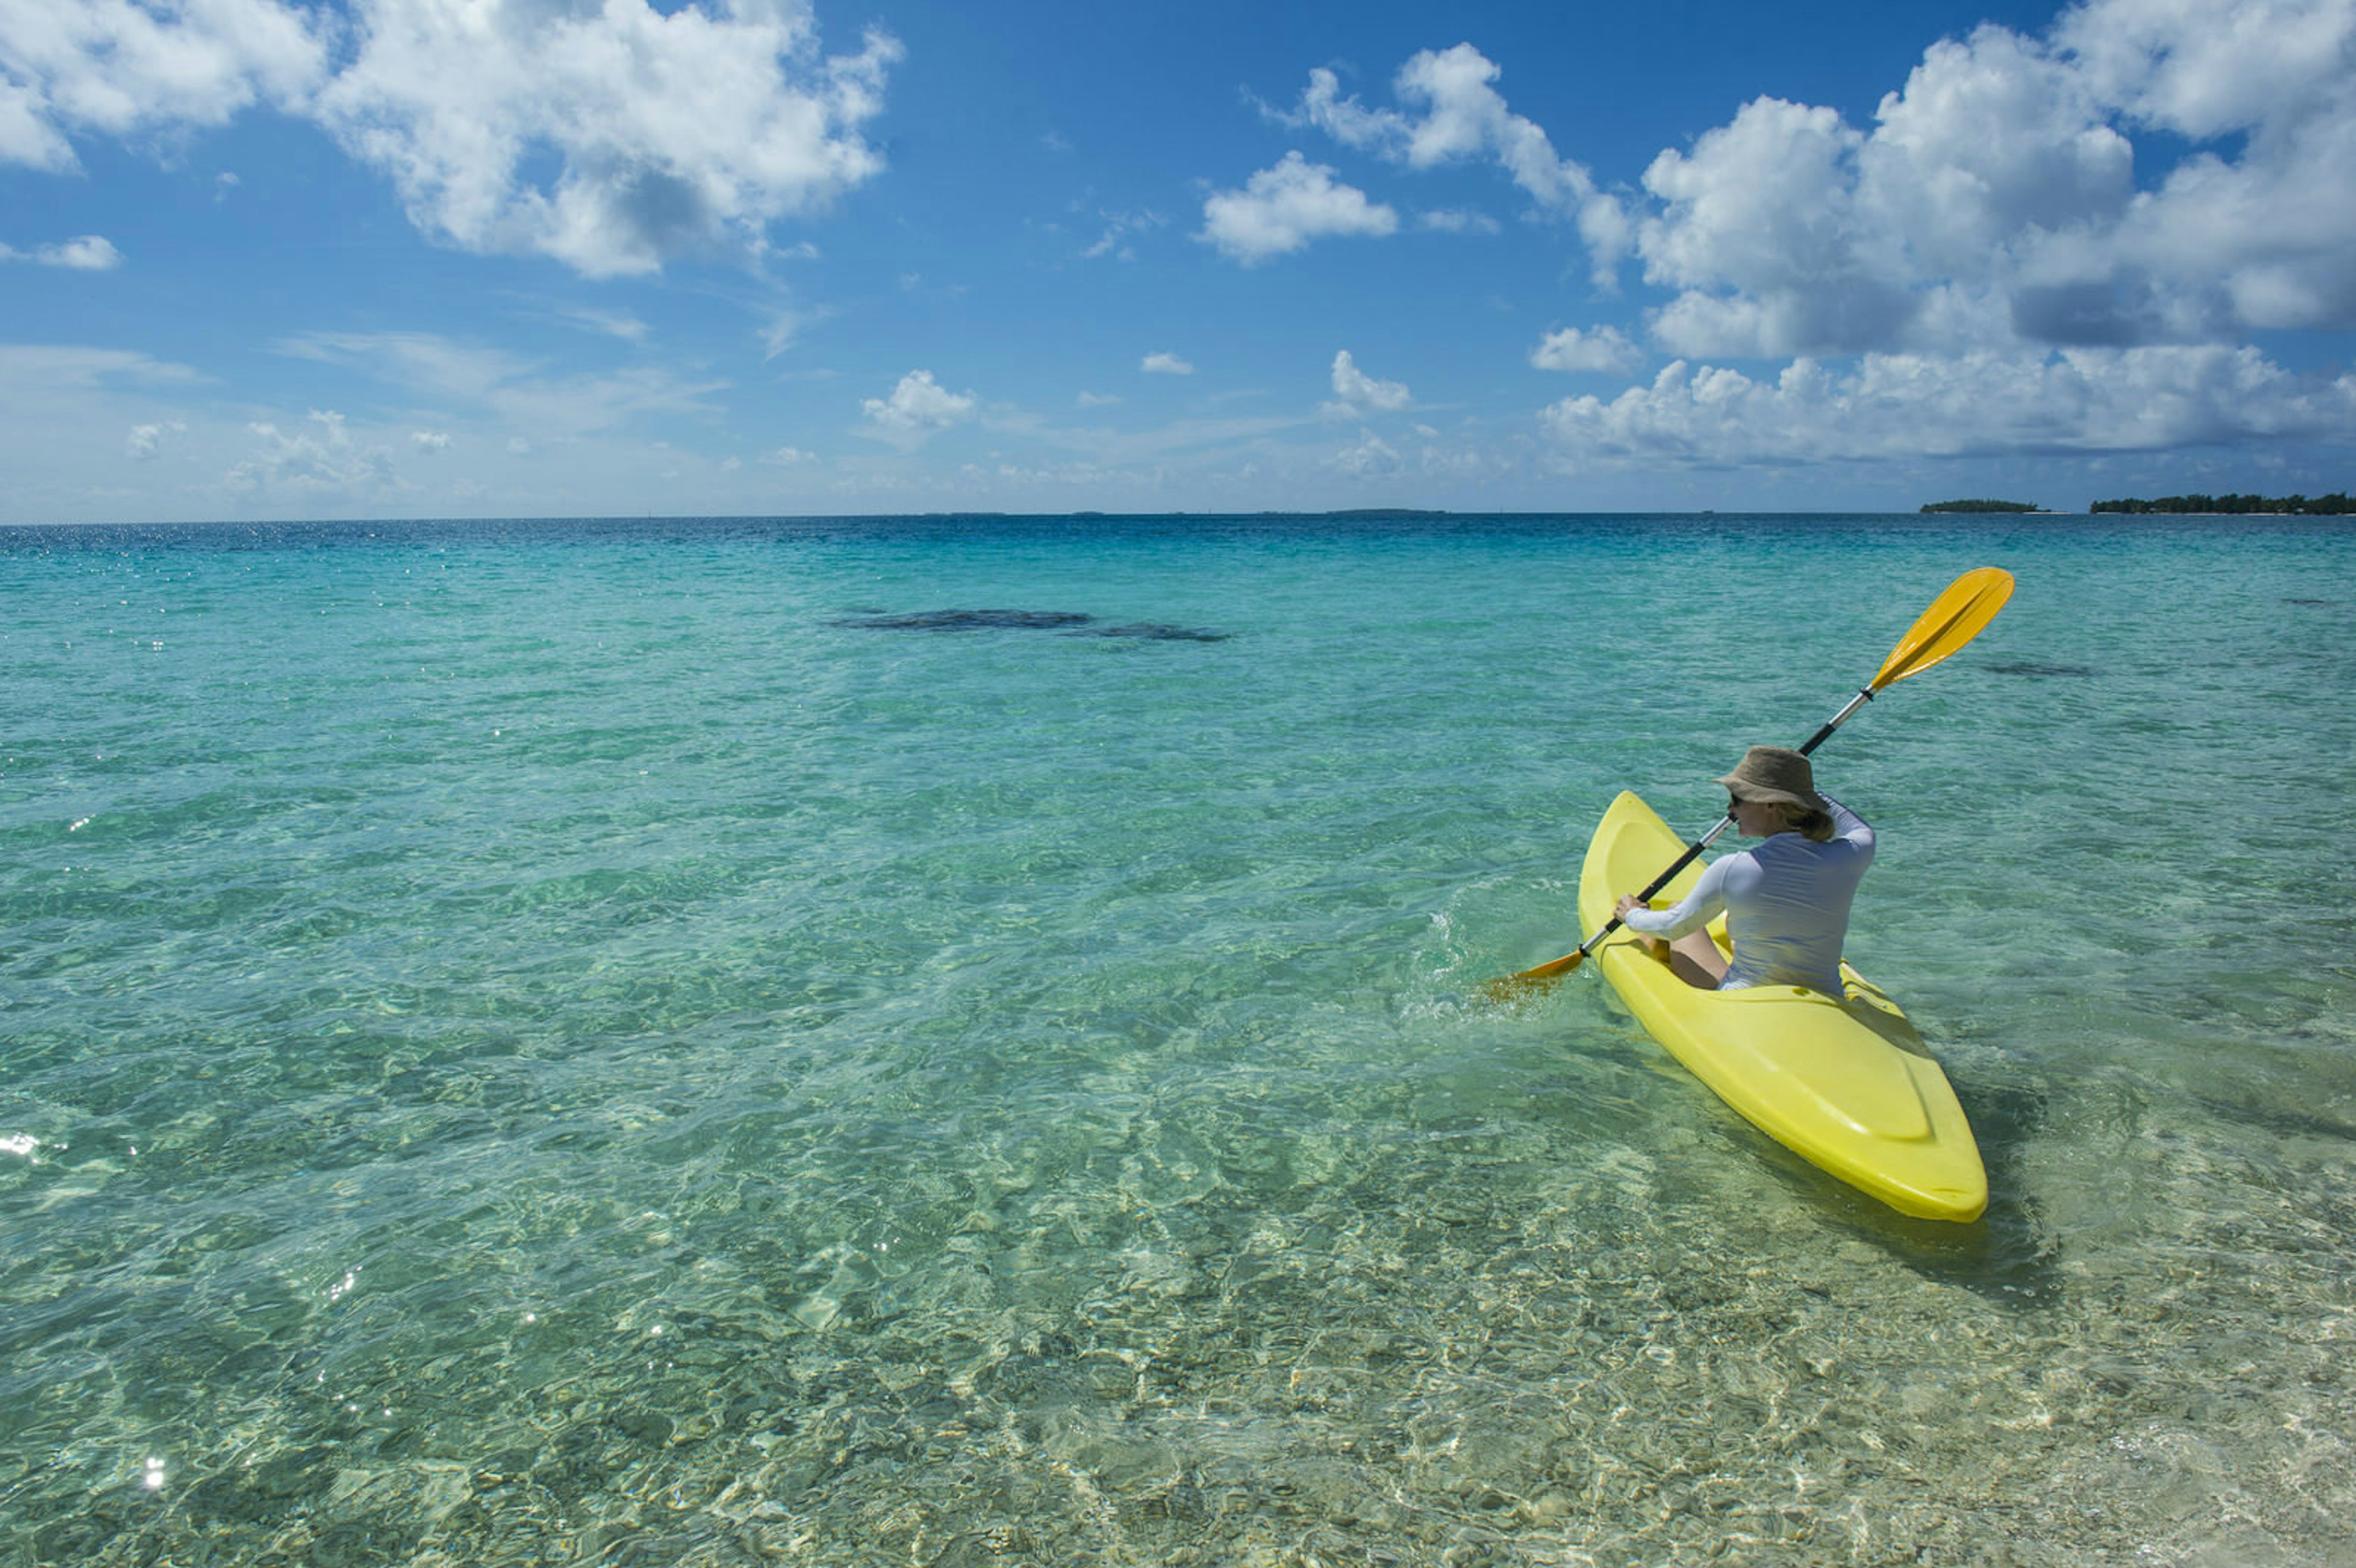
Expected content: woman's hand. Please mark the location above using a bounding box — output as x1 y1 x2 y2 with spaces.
1615 894 1646 922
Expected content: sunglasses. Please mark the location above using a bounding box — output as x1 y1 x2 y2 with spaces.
1726 795 1747 815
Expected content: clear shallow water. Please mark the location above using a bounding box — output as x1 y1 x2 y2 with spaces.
2 513 2351 1567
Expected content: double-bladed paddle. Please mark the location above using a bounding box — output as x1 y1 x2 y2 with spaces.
1490 566 2016 994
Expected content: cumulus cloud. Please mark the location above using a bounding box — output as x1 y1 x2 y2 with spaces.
1198 150 1398 265
1 234 124 269
317 1 901 276
860 369 976 445
1284 46 1628 277
1499 0 2356 467
1328 349 1411 412
1141 352 1193 375
1328 428 1395 475
1627 0 2356 356
0 0 328 172
1531 325 1644 374
125 419 183 458
228 409 401 499
1539 348 2356 466
1 0 899 277
1328 428 1403 477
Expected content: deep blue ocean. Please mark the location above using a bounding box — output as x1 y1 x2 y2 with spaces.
4 513 2352 1566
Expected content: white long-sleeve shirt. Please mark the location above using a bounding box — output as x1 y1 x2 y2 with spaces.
1619 797 1875 994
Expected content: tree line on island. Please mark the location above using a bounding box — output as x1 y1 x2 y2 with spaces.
1922 494 2350 515
2085 492 2352 515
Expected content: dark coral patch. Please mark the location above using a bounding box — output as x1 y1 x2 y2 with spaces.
1065 622 1232 642
833 609 1096 631
1981 659 2096 678
833 609 1229 640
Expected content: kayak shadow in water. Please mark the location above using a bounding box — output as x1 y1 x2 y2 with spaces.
1741 1074 2062 1305
1873 1076 2057 1304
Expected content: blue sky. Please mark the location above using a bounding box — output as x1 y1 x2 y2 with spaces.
4 0 2352 522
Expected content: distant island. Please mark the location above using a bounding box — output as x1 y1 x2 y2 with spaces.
2090 492 2352 515
1920 499 2040 513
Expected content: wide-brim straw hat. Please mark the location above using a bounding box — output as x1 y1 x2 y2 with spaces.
1717 745 1828 812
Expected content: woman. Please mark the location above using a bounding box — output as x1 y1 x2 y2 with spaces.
1614 745 1874 994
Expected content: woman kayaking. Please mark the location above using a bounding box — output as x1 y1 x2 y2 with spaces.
1614 745 1874 994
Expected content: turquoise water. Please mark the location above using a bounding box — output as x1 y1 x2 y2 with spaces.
3 514 2351 1566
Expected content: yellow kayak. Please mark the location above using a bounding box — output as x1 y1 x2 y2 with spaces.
1577 791 1987 1223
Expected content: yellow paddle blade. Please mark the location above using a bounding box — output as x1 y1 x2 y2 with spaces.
1870 567 2014 690
1499 948 1586 987
1517 949 1585 980
1479 950 1583 1003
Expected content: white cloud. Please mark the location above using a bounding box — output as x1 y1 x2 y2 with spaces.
411 429 449 450
0 344 198 404
1077 390 1121 407
1329 349 1411 412
1 0 899 278
760 307 820 359
1080 207 1164 261
228 409 401 499
1328 428 1403 477
0 0 329 172
1141 351 1193 375
1287 47 1628 277
2055 0 2355 141
1419 207 1500 234
278 331 529 401
1 234 124 269
125 419 183 458
1857 27 2133 282
275 329 727 434
557 307 650 344
1538 347 2356 466
1626 0 2356 355
1531 325 1644 374
761 444 815 465
1638 96 1919 357
1198 150 1398 265
860 369 976 445
314 2 901 277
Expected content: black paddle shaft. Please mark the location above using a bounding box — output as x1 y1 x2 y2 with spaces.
1794 685 1874 759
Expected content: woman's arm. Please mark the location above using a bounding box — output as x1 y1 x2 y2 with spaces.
1617 853 1733 940
1822 796 1874 855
